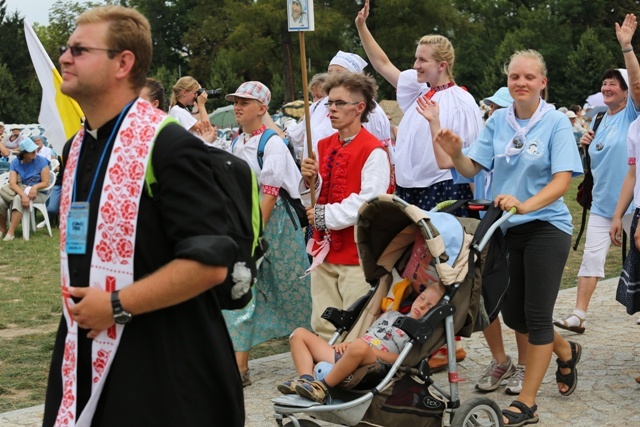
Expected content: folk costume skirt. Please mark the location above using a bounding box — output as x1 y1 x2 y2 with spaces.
224 200 311 351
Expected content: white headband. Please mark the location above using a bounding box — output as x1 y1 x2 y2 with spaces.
329 51 368 73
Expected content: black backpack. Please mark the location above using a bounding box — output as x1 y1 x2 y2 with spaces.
145 145 266 310
206 146 267 309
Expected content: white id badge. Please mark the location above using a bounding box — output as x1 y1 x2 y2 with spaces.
66 202 90 254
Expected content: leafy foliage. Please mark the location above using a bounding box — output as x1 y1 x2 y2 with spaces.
2 0 640 122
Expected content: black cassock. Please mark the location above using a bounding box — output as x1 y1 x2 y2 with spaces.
43 113 244 427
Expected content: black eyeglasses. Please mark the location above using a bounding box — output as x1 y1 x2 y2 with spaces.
60 45 122 58
324 100 361 109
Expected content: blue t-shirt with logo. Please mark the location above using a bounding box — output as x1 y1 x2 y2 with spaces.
467 109 583 235
588 94 639 218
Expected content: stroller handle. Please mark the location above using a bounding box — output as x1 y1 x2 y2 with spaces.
474 207 516 252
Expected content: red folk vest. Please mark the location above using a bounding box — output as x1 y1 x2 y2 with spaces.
312 128 393 265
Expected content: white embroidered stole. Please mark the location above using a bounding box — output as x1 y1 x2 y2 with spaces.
55 99 167 427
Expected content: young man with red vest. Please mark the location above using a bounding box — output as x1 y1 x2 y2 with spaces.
300 72 393 341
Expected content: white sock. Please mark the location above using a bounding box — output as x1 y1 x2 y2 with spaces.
566 309 586 327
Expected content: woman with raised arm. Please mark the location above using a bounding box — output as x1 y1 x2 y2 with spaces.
434 49 583 425
555 14 640 332
355 0 482 214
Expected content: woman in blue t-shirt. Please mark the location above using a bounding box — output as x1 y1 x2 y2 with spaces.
0 137 50 241
434 50 583 425
555 14 640 332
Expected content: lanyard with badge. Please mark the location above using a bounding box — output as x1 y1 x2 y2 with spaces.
66 102 132 255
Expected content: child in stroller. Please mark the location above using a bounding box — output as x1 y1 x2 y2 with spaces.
273 195 510 427
278 274 445 404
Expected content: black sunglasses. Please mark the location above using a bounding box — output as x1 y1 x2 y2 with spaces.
60 45 122 58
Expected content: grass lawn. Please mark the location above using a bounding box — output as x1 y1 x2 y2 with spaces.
0 177 628 412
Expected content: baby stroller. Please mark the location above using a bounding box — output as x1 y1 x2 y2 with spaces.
272 194 513 427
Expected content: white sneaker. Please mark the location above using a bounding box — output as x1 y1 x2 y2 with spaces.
505 364 525 395
36 220 46 229
3 234 15 241
475 356 516 392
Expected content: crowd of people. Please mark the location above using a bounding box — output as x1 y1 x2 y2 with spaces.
8 1 635 426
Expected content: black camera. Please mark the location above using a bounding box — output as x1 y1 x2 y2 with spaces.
197 88 222 96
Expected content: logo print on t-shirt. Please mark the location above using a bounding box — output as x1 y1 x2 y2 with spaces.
523 140 543 160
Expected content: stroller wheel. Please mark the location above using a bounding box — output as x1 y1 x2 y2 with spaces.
282 419 322 427
450 397 504 427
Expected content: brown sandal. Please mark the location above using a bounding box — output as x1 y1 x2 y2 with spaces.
553 314 585 334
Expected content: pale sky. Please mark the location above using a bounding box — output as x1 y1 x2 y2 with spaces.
5 0 90 25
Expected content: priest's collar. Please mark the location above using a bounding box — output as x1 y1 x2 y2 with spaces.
83 100 137 140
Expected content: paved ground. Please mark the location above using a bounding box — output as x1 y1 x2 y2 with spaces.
2 278 639 427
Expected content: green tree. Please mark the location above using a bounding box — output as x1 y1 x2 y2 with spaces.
560 28 616 106
0 63 23 121
0 11 40 122
128 0 194 76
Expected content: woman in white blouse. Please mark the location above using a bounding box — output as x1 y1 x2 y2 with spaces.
355 0 482 214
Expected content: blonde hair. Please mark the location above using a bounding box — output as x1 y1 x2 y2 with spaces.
503 49 548 77
309 73 328 93
76 6 152 90
170 76 199 108
418 35 455 80
504 49 548 99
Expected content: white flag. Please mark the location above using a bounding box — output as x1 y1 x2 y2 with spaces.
24 19 83 154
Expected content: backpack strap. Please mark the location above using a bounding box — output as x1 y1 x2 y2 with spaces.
249 169 262 256
257 128 279 169
572 111 606 251
144 116 180 198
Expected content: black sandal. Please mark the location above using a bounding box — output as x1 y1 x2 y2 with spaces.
556 340 582 396
502 400 539 426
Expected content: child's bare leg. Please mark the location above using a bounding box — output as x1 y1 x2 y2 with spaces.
290 328 335 377
323 339 377 387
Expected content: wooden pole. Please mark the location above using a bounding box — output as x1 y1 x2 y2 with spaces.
298 31 315 205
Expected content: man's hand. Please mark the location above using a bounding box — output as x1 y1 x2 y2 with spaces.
68 286 114 339
301 153 318 185
306 206 314 226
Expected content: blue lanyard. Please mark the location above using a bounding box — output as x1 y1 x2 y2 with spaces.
72 101 134 202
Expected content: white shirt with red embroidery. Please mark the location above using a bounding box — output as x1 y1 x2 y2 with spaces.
395 69 483 189
232 128 302 199
298 144 390 231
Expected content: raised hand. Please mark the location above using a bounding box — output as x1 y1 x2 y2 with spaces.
616 13 637 48
416 96 440 124
355 0 370 27
434 128 462 158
